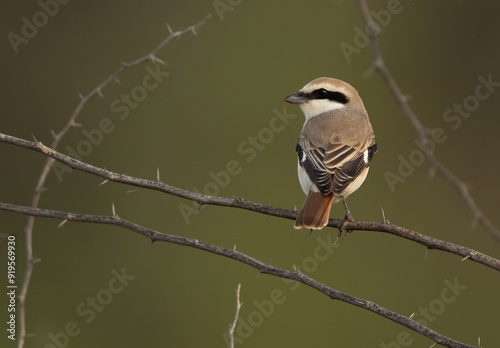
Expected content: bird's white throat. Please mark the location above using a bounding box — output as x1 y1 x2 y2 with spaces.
300 99 345 120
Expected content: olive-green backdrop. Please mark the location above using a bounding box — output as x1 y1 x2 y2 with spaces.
1 1 499 347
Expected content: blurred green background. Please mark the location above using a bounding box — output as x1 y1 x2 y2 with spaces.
1 1 500 347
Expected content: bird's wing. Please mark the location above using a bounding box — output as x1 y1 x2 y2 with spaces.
297 136 377 195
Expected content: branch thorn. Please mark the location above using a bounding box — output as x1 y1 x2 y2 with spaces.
381 206 388 224
33 257 42 265
35 186 48 194
334 234 340 246
58 219 68 228
97 179 109 187
151 55 167 65
423 248 429 260
401 94 412 103
166 22 174 35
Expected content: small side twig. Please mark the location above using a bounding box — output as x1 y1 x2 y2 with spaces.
356 0 500 241
228 284 242 348
15 14 210 348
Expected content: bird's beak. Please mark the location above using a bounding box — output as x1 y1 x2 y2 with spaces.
284 92 308 104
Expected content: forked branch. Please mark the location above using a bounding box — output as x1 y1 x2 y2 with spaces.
0 201 478 348
357 0 500 241
1 131 499 275
14 15 211 348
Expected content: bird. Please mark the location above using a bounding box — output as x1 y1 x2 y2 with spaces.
284 77 377 230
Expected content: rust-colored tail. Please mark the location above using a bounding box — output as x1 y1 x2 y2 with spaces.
294 191 334 230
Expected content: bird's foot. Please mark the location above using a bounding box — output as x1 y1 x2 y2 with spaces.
338 197 355 236
338 215 354 236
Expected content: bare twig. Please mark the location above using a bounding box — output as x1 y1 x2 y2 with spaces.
1 132 499 274
0 202 478 348
228 284 242 348
356 0 500 241
15 15 210 348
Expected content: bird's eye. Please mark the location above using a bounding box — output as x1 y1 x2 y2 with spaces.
316 88 328 96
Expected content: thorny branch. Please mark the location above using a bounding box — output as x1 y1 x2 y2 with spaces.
3 5 496 347
1 132 499 274
357 0 500 241
14 14 211 348
0 201 479 348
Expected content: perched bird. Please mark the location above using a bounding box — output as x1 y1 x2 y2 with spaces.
285 77 377 230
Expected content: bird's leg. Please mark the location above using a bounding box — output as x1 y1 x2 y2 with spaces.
342 197 355 222
338 197 355 235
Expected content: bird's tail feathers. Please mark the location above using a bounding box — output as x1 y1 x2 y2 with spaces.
294 191 334 230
